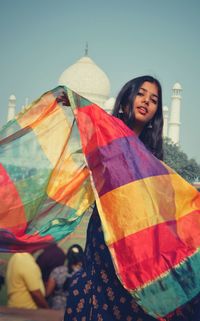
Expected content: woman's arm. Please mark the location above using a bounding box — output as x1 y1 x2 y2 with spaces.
45 277 56 297
30 289 49 308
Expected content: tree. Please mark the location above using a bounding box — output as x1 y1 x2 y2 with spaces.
163 138 200 183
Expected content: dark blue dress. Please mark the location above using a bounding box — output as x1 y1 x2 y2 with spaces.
64 208 200 321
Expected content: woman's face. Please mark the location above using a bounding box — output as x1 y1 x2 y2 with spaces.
132 81 158 135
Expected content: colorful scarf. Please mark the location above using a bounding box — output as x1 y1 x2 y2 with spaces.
0 86 200 318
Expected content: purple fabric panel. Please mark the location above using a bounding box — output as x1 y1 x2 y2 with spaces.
86 136 169 196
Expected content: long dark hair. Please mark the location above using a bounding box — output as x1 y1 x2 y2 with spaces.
66 244 85 274
112 75 163 160
63 244 85 291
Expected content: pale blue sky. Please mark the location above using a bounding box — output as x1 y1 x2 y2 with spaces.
0 0 199 162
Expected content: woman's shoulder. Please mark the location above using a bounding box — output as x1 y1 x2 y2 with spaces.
50 265 68 278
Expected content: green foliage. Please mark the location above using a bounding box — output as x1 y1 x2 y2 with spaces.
163 138 200 183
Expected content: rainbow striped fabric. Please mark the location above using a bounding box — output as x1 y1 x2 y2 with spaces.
0 86 200 318
0 87 94 252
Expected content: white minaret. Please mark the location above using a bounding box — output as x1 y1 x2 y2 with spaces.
104 97 115 114
163 105 169 138
168 82 182 145
7 94 16 122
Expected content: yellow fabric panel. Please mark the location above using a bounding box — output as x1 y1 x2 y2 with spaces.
97 174 174 244
170 173 200 217
97 173 199 245
46 126 94 210
33 107 71 166
97 173 199 244
17 94 71 167
67 177 95 216
48 162 91 205
17 92 56 128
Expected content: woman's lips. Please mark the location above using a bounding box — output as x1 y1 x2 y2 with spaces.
137 106 148 115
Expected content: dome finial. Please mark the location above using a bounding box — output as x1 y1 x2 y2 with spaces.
84 41 88 56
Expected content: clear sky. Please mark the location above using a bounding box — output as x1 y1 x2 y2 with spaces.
0 0 199 162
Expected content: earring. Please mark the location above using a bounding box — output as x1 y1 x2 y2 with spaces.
119 105 123 114
118 105 124 120
147 121 153 129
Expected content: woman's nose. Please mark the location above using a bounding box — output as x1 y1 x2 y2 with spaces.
143 95 149 104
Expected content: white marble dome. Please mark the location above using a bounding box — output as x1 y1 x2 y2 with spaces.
58 55 110 107
104 97 116 113
173 82 182 90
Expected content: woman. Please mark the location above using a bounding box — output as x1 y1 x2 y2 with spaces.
64 76 199 320
112 75 163 160
45 244 85 310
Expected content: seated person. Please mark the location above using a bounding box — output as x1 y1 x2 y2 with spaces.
46 244 85 310
6 252 49 309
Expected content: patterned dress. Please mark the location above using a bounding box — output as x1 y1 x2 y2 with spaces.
64 208 200 321
48 265 70 309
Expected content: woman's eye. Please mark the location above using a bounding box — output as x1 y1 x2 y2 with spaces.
151 98 158 104
137 92 143 96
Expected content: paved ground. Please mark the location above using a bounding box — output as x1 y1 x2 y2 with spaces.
0 307 64 321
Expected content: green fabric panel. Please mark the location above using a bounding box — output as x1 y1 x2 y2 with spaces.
0 118 21 140
27 195 82 241
133 251 200 317
0 125 52 222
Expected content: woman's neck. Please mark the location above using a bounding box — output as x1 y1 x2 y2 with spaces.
132 123 144 136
